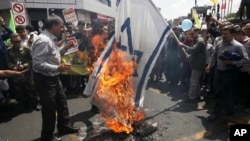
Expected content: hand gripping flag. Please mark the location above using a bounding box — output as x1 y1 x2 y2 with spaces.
83 0 171 107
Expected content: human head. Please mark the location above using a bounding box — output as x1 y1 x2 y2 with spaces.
233 25 245 43
43 15 64 37
77 20 85 32
184 30 193 41
65 22 73 31
16 25 28 39
172 25 181 36
221 25 235 43
10 33 21 48
243 23 250 37
25 25 34 34
191 27 200 39
91 19 103 35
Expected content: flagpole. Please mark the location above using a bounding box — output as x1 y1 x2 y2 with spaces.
170 30 189 58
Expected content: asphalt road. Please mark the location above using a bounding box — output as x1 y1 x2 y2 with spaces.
0 80 250 141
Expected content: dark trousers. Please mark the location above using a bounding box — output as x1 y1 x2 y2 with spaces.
213 69 239 116
236 72 250 107
33 72 70 139
239 1 250 20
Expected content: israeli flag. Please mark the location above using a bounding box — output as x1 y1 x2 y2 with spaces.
84 0 171 107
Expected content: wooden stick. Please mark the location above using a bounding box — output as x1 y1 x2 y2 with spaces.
170 29 189 58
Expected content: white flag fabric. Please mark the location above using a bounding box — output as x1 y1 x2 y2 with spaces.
84 0 171 107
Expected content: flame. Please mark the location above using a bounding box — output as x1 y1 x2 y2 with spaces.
87 34 107 73
92 44 145 134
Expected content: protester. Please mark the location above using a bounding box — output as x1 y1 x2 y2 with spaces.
178 30 193 92
233 25 250 112
0 69 28 100
180 27 206 102
165 26 181 85
32 15 78 141
0 16 13 100
6 33 41 110
0 16 13 70
16 25 38 50
238 0 250 20
205 25 249 122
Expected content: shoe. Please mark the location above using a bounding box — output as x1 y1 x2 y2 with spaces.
35 103 42 111
58 127 78 135
207 115 220 122
91 105 100 113
40 136 62 141
8 98 18 104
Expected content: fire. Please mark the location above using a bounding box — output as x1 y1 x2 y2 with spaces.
87 34 106 73
92 44 145 134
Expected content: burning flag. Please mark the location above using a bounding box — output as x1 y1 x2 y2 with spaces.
84 0 171 134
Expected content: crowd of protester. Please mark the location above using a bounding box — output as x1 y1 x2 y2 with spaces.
1 6 250 140
0 14 111 140
150 15 250 122
0 17 110 106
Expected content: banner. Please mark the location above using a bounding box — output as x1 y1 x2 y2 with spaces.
62 7 78 23
210 0 218 4
192 8 201 29
6 10 16 46
61 51 89 75
84 0 171 107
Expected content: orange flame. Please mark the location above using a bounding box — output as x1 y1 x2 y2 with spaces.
87 34 106 73
92 44 145 134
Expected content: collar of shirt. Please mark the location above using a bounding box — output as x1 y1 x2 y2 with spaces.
43 30 57 43
222 39 234 46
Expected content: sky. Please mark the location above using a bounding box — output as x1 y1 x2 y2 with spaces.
151 0 241 20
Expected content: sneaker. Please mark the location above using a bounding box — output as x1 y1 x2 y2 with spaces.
91 105 100 113
35 103 42 111
8 99 18 104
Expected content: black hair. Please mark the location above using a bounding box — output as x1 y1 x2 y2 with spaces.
26 25 34 32
15 25 26 32
91 19 103 35
43 15 64 30
234 26 245 35
222 25 235 34
77 20 85 26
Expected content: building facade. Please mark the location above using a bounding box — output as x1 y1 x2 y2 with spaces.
0 0 116 31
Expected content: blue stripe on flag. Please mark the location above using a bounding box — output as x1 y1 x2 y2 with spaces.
135 25 171 107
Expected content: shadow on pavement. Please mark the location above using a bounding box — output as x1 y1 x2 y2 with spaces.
0 103 34 123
